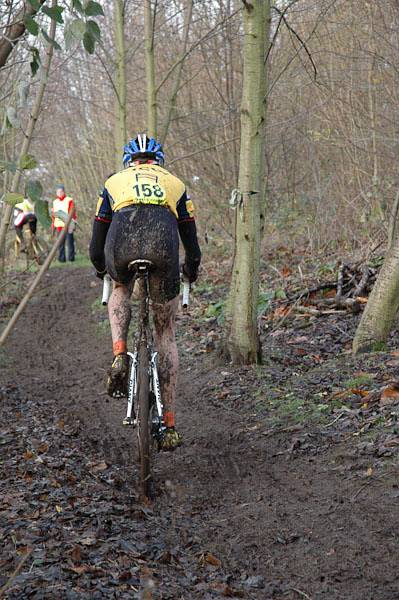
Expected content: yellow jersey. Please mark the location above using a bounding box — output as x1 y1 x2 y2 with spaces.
95 164 195 222
15 199 34 214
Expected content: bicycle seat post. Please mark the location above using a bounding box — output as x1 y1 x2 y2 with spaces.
128 260 153 339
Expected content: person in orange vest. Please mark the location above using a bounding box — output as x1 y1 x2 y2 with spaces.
52 185 77 262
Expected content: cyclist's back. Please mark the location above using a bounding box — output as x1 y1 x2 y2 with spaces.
89 134 201 451
104 162 186 216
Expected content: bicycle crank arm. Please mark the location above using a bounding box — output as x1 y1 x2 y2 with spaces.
123 351 137 426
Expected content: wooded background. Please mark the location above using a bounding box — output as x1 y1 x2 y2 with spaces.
2 0 399 359
3 1 398 248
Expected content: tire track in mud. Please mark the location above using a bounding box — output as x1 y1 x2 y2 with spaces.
2 266 399 599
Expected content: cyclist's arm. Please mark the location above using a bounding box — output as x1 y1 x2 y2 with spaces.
69 198 77 222
176 191 201 282
89 188 112 277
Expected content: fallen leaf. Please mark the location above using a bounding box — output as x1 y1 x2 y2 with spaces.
70 546 82 563
381 383 399 405
310 354 323 363
273 306 291 318
288 336 308 344
386 359 399 367
68 565 105 575
201 552 221 567
211 582 244 597
88 460 109 473
80 536 97 546
55 505 62 513
351 389 370 397
281 266 292 278
384 436 399 447
23 450 34 460
294 347 307 356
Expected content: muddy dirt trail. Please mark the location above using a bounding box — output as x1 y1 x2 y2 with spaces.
1 266 399 599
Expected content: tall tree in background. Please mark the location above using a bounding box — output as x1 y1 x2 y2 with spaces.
114 0 127 169
227 0 269 364
0 0 58 271
144 0 157 137
159 0 193 143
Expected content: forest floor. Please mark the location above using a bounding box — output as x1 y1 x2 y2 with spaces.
1 260 399 599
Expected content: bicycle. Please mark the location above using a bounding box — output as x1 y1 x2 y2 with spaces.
14 222 48 266
102 261 190 499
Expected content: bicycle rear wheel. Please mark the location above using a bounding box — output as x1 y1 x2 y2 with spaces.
137 341 152 498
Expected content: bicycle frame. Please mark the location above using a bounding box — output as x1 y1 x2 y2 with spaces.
122 265 165 443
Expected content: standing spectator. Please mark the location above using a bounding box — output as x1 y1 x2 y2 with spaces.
52 184 77 262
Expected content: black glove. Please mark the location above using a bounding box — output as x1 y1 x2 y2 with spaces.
182 262 198 284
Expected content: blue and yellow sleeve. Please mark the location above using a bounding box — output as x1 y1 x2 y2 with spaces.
176 191 195 223
95 188 113 222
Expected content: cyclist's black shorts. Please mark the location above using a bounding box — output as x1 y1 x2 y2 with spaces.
104 205 180 303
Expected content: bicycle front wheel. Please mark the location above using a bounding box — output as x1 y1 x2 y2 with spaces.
137 341 152 498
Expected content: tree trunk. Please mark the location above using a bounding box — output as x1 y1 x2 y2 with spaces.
144 0 157 137
353 237 399 353
226 0 269 365
114 0 127 170
0 0 57 272
0 1 46 69
159 0 193 144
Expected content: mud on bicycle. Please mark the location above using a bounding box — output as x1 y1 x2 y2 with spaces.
102 262 190 499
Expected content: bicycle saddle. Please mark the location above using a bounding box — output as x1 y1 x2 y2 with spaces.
128 259 154 272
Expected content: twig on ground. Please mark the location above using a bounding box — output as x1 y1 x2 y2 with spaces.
0 548 33 598
324 412 345 428
262 424 303 437
285 282 337 303
0 261 36 291
289 588 313 600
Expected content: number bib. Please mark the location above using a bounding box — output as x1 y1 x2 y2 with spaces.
131 173 167 206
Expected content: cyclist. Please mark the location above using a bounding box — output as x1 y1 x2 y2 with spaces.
89 134 201 451
14 198 37 252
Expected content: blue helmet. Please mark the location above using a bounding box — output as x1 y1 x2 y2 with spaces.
123 134 164 167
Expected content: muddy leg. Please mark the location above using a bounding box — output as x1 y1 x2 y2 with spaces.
152 297 179 428
108 282 132 355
